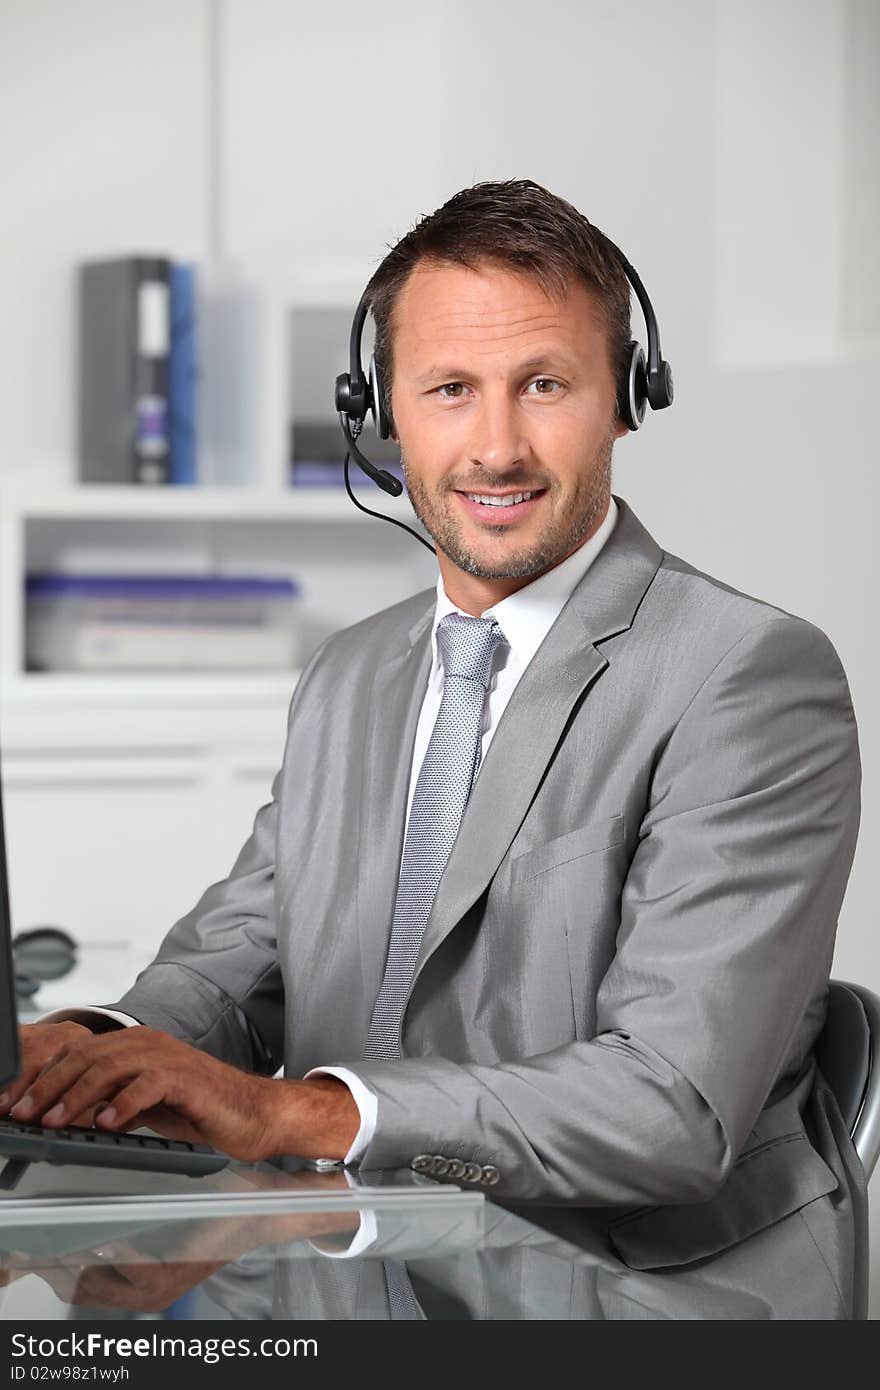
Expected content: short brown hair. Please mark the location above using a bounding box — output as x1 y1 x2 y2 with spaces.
364 179 632 428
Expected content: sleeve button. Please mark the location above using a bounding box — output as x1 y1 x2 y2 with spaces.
446 1158 465 1178
480 1165 500 1186
430 1155 451 1176
462 1161 482 1183
411 1154 434 1173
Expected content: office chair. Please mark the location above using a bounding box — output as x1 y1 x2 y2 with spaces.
815 979 880 1182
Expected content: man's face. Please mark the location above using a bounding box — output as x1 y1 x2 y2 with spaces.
389 259 628 603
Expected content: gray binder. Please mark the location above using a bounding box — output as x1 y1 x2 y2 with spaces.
78 255 172 484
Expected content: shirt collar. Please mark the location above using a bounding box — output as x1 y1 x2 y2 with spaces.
430 495 619 675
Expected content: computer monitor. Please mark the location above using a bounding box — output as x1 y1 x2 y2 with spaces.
0 744 22 1088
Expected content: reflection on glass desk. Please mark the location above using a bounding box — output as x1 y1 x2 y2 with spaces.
0 1155 852 1320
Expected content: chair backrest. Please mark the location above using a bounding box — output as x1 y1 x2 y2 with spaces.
815 979 880 1182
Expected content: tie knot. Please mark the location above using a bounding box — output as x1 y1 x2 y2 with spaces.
436 613 504 689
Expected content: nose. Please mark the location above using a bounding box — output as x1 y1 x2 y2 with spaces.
467 388 529 474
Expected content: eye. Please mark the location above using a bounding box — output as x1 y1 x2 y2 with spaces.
436 382 468 400
524 378 561 395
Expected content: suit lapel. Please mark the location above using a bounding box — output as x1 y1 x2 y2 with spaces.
411 494 664 986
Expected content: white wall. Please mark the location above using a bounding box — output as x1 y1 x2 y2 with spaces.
0 0 211 488
1 0 878 1315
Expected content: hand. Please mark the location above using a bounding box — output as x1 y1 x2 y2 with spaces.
4 1027 279 1161
1 1021 102 1125
3 1028 358 1162
3 1241 228 1315
1 1172 361 1313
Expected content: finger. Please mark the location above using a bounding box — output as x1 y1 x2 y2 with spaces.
7 1055 91 1123
67 1105 100 1128
32 1048 74 1080
13 1052 139 1127
94 1076 169 1132
2 1060 71 1119
0 1080 28 1115
2 1025 96 1116
25 1050 77 1100
0 1041 70 1113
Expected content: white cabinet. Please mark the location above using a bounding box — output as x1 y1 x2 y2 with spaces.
0 485 435 972
3 748 245 954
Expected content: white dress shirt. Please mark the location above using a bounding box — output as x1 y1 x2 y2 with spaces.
44 498 619 1173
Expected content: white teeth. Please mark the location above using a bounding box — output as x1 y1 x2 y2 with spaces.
466 491 535 507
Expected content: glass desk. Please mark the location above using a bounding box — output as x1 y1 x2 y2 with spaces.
0 1153 853 1320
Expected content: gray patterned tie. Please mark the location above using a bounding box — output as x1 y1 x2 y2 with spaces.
365 612 505 1060
364 612 504 1319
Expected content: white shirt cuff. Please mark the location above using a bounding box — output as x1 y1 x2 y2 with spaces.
307 1173 378 1259
39 1007 141 1030
303 1065 378 1166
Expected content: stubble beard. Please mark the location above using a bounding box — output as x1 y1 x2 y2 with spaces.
401 430 615 581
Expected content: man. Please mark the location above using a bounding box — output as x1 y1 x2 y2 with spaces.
3 181 864 1312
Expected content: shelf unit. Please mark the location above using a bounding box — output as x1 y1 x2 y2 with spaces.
2 484 413 522
0 483 432 718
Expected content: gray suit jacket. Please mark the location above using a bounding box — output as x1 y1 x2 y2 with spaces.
114 494 866 1314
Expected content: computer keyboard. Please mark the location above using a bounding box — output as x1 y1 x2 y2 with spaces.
0 1117 229 1176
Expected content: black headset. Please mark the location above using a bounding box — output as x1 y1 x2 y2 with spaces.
334 233 673 551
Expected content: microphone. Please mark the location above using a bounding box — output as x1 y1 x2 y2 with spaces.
338 414 402 497
336 413 435 554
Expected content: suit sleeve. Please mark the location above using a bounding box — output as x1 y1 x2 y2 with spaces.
108 769 284 1073
107 638 333 1074
346 616 862 1205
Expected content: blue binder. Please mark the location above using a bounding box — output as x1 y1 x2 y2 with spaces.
168 263 198 485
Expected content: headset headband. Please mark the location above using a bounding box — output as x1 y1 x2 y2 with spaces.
335 233 673 501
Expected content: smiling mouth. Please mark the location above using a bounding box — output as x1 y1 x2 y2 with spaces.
454 489 547 509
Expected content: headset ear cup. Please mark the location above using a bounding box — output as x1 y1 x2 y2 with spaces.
647 359 674 410
334 371 353 416
618 342 647 431
369 355 391 440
